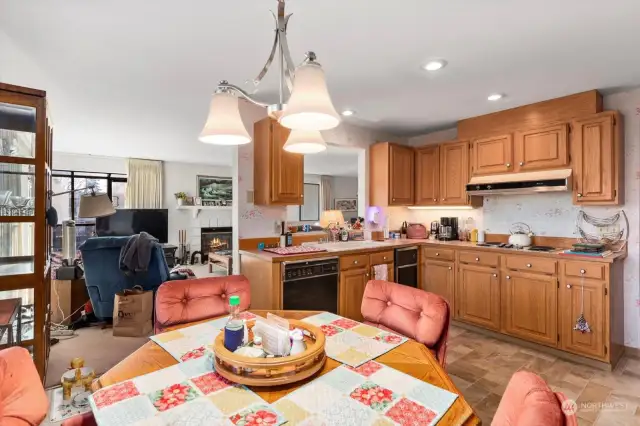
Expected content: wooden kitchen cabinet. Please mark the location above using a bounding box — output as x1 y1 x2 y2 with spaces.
253 117 304 205
572 112 622 205
470 134 513 175
456 264 501 331
558 276 606 360
501 271 557 347
369 142 414 206
422 260 455 315
440 141 470 205
514 124 569 172
414 145 440 205
339 267 369 321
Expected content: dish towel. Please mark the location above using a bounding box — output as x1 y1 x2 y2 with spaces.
373 264 388 281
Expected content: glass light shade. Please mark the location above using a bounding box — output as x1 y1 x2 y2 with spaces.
78 193 116 218
199 92 252 145
320 210 345 228
283 130 327 154
279 62 340 131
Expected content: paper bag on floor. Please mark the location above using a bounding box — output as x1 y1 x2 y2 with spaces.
113 286 153 337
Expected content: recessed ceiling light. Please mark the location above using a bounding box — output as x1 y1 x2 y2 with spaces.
341 109 355 117
423 60 447 71
488 93 503 101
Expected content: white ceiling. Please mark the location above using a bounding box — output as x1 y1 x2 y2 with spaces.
1 0 639 165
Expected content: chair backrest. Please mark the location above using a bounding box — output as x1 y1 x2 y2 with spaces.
360 280 450 365
154 275 251 333
492 371 575 426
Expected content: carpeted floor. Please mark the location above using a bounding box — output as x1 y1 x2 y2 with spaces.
45 325 150 388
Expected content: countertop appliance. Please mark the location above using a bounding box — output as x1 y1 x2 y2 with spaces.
439 217 459 241
508 222 533 248
466 169 572 196
476 242 557 252
407 223 428 239
283 257 339 313
394 246 418 287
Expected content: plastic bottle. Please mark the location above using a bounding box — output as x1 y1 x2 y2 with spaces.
224 296 244 352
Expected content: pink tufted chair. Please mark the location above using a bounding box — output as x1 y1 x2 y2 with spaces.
154 275 251 333
360 280 450 366
492 371 578 426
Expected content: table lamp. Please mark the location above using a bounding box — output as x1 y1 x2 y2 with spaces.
320 210 344 242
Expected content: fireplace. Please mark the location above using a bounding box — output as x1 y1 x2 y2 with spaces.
201 227 232 257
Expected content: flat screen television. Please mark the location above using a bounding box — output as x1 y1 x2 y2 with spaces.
95 209 169 243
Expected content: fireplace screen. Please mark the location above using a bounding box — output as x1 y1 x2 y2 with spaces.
201 227 232 257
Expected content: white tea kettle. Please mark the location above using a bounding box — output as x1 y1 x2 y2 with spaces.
508 222 533 248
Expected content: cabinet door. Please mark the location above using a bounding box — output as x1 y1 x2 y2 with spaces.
339 267 369 321
572 113 616 203
421 260 454 315
389 144 414 205
559 278 606 360
456 265 500 330
514 124 569 172
414 146 439 205
440 141 469 205
270 122 304 204
471 134 513 175
502 272 557 347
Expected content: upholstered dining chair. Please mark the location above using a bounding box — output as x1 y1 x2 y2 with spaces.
154 275 251 334
360 280 450 366
492 371 578 426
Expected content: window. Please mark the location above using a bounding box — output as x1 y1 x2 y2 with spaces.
51 171 127 250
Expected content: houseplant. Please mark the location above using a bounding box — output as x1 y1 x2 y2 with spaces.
174 192 188 206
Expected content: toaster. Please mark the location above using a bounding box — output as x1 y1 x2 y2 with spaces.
406 223 428 239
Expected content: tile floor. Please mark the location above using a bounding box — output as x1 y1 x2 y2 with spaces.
446 325 640 425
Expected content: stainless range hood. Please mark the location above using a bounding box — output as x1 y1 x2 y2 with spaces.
466 169 572 196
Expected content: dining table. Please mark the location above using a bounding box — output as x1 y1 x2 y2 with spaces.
93 310 480 425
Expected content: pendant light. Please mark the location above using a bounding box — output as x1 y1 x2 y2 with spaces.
199 91 251 145
283 129 327 154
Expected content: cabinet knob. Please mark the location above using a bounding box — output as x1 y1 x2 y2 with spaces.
580 269 586 274
442 198 445 201
354 260 358 264
383 256 387 260
365 273 369 277
436 253 440 256
506 163 511 167
519 162 524 166
506 275 511 279
300 194 304 198
493 273 497 277
526 263 532 268
448 266 452 270
392 198 396 201
577 193 583 198
475 257 480 261
567 284 572 289
433 198 437 202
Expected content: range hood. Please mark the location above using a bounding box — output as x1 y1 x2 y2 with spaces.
466 169 572 196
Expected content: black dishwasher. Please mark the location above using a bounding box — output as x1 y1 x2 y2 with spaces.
282 257 339 313
394 246 418 287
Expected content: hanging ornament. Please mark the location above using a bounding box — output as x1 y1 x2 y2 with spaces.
573 277 592 334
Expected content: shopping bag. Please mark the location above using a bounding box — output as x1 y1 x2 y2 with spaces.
112 285 153 337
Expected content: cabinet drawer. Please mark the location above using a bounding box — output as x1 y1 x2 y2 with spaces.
370 250 394 266
505 256 557 275
459 251 500 268
564 261 606 280
340 254 370 271
423 247 455 261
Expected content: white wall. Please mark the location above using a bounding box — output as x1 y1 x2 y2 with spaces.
406 87 640 349
286 174 321 223
331 176 359 221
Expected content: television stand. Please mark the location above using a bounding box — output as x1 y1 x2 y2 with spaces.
161 244 178 268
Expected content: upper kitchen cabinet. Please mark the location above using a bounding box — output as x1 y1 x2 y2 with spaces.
414 145 440 205
253 117 304 205
370 142 414 206
514 123 569 172
440 141 471 205
571 111 623 205
470 134 513 175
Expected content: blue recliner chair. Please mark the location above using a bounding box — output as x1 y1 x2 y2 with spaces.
79 236 170 320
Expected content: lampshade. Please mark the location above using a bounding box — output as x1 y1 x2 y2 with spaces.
319 210 345 228
279 61 340 131
199 92 252 145
283 129 327 154
78 193 116 218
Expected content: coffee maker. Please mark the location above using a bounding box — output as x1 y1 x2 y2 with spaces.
439 217 459 241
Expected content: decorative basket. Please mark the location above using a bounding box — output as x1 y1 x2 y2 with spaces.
213 319 326 386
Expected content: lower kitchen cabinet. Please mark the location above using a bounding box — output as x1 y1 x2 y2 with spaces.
456 264 500 330
339 267 369 321
559 277 606 360
501 271 557 347
421 260 455 314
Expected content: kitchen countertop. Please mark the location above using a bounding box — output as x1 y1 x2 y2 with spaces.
239 239 626 263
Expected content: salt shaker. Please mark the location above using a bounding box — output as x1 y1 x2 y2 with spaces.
289 329 306 355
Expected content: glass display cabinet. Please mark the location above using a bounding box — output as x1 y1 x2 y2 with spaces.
0 82 52 379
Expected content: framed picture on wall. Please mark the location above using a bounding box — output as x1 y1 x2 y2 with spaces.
335 198 357 212
197 175 232 202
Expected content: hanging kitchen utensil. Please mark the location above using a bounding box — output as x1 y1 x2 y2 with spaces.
573 276 592 333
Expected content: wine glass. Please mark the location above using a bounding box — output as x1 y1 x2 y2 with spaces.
0 190 11 216
9 196 29 216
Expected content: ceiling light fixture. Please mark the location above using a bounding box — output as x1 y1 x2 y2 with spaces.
487 93 503 101
423 60 447 71
199 0 339 153
341 109 355 117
